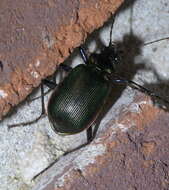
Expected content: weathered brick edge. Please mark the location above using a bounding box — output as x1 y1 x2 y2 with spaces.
0 0 124 119
33 95 169 190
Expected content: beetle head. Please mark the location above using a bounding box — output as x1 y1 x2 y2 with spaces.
89 44 121 74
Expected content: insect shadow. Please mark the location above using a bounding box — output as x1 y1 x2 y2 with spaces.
117 0 169 111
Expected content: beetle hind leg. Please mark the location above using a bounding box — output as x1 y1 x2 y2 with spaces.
87 126 93 142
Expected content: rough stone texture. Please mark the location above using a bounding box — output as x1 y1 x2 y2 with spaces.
0 0 124 119
33 95 169 190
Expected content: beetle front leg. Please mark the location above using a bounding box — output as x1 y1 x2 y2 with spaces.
27 64 71 103
27 74 58 103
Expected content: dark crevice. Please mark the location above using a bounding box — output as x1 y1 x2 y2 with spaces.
0 61 3 71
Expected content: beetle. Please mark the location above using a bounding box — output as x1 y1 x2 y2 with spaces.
8 18 169 145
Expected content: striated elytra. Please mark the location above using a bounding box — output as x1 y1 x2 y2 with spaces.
47 41 122 140
47 62 111 135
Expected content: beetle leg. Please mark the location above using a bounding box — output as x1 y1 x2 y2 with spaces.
28 89 52 103
92 121 101 140
8 82 47 129
42 79 57 89
79 47 88 64
27 77 58 103
27 63 71 103
112 75 169 105
87 126 93 142
109 15 116 46
62 123 101 157
127 80 169 105
144 37 169 46
86 118 102 142
33 139 90 180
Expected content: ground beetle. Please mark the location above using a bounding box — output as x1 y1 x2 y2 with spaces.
8 18 169 145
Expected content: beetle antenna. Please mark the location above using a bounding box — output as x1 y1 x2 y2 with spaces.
109 15 116 46
144 37 169 46
129 4 134 36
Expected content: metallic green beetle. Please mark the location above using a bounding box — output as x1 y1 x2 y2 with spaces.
8 25 169 144
8 44 169 143
46 45 169 142
47 47 116 139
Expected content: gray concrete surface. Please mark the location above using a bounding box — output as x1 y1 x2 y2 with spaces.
0 0 169 189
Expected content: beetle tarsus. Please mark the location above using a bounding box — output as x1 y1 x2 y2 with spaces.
63 142 90 156
8 113 46 130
